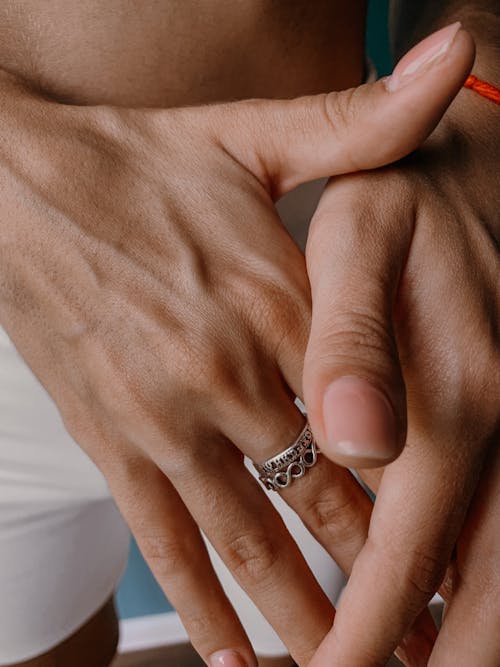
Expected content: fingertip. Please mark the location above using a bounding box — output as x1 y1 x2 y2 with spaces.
321 376 404 468
209 649 257 667
386 23 475 92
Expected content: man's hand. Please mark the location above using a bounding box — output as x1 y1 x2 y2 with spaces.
303 29 499 666
0 24 473 667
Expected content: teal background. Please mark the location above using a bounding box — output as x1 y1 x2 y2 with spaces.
116 0 392 621
367 0 392 75
117 538 174 617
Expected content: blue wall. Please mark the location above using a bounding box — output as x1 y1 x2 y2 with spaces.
116 0 392 621
117 538 174 618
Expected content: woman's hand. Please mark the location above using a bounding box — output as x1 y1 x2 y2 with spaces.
303 47 499 666
0 25 473 666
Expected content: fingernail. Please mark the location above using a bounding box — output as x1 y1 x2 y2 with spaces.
322 376 398 463
209 650 249 667
386 22 462 92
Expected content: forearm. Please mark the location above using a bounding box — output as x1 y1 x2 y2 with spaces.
390 1 500 78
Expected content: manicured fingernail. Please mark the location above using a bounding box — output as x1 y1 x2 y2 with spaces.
386 22 462 92
209 650 249 667
322 376 398 463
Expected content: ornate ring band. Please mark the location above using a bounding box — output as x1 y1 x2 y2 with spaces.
253 422 319 491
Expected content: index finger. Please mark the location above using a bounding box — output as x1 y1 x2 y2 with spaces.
429 441 500 666
308 431 480 667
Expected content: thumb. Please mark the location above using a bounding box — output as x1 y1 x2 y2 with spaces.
212 22 474 198
303 172 413 469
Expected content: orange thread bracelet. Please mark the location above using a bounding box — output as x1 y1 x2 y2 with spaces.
464 75 500 104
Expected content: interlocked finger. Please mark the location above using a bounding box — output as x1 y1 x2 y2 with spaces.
107 456 257 667
163 435 335 667
217 378 374 576
429 441 500 667
306 426 483 667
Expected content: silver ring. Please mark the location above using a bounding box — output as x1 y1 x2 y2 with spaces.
253 422 319 491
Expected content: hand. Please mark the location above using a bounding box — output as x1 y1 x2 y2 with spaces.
302 26 499 667
0 26 473 666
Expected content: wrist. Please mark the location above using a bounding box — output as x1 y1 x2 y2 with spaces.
443 79 500 143
425 85 499 229
442 80 500 181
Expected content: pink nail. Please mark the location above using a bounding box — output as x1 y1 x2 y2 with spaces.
386 22 462 92
322 376 398 463
209 650 249 667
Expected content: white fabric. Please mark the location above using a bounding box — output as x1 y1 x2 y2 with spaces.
0 325 130 663
0 177 347 662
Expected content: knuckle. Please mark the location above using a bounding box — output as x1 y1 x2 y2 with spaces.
179 607 214 641
308 168 414 241
365 538 446 612
402 550 447 602
162 446 215 485
443 336 500 438
304 490 362 545
222 530 281 587
138 533 188 581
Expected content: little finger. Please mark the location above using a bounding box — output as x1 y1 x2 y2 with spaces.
108 456 258 667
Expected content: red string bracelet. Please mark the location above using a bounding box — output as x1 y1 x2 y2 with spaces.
464 75 500 104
